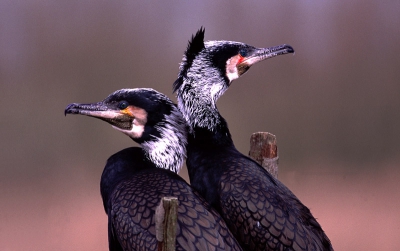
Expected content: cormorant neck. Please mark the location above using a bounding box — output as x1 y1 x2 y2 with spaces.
190 116 234 146
176 75 229 133
140 107 187 173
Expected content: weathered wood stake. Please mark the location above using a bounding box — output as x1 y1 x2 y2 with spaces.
155 196 178 251
249 132 279 179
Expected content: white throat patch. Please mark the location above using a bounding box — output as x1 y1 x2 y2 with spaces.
141 108 187 173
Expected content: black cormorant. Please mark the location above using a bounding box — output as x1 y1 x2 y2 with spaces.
173 28 333 250
65 88 243 251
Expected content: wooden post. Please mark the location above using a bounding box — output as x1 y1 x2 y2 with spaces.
249 132 279 179
155 197 179 251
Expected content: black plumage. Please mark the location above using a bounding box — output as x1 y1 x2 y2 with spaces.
173 28 333 251
65 88 242 251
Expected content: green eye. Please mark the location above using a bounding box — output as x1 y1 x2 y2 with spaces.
239 48 247 57
118 101 129 109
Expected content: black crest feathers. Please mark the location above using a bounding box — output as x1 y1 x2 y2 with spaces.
173 27 205 93
186 27 206 61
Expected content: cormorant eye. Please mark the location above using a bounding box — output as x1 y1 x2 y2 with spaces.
239 48 247 57
118 101 129 110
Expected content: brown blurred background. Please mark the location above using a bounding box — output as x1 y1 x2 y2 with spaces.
1 1 400 250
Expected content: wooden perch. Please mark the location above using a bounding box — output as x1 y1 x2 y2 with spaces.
155 197 179 251
249 132 279 179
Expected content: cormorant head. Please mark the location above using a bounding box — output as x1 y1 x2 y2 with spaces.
65 88 187 172
174 27 294 92
173 27 294 130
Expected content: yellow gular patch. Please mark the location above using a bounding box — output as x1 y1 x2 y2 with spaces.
122 106 148 124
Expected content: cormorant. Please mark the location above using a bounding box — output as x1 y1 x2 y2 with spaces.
65 88 243 251
173 28 333 250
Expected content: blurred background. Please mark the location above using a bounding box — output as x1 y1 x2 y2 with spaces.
1 1 400 250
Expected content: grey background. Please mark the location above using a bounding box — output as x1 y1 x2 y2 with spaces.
1 1 399 250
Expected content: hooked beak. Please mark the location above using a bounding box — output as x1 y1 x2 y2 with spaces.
241 44 294 66
236 44 294 77
65 102 133 130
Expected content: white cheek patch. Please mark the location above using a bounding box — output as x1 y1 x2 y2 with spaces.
112 107 148 139
226 55 240 82
112 121 145 139
131 119 146 138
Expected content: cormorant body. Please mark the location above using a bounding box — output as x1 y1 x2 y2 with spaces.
65 88 242 251
173 28 333 251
